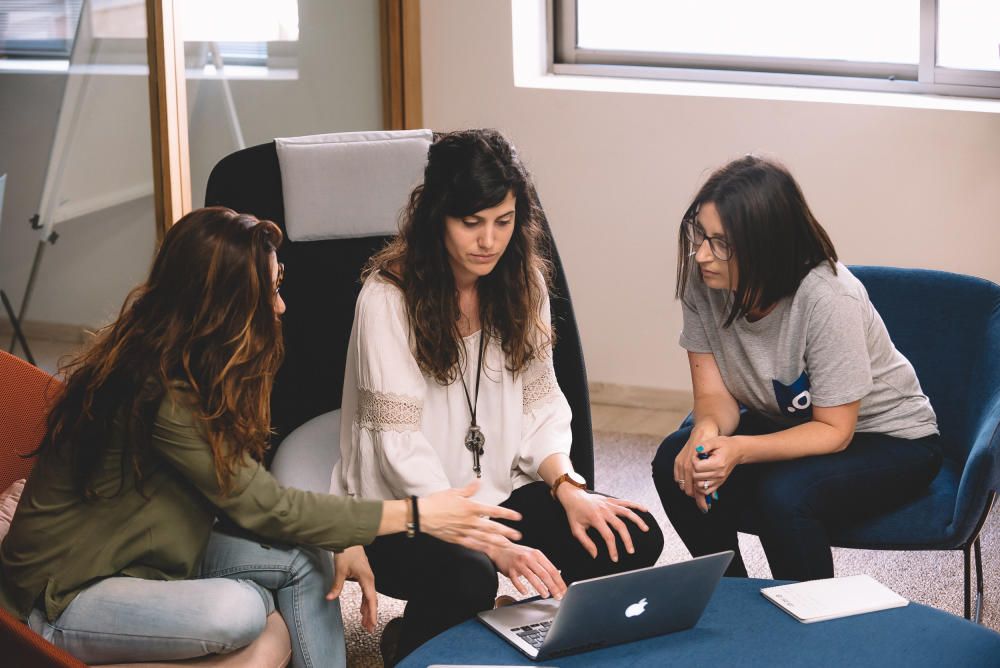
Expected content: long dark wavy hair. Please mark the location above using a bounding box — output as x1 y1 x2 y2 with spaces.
365 129 553 384
39 207 285 497
676 155 838 327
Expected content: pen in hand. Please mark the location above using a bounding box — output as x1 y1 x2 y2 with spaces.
696 446 719 505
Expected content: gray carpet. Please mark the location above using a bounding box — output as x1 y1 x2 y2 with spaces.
338 430 1000 666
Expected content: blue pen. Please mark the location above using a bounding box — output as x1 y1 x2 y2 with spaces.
696 447 717 504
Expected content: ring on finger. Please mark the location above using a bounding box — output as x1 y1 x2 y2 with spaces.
702 481 710 490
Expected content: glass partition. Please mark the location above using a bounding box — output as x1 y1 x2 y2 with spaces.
0 0 156 370
179 0 385 207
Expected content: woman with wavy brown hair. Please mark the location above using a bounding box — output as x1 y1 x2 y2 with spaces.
329 129 664 664
0 207 524 668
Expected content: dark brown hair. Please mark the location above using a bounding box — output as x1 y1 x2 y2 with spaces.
676 155 838 326
365 129 553 384
40 207 284 496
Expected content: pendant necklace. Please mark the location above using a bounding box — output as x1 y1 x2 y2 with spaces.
459 327 488 477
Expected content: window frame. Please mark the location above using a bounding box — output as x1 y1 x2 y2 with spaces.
552 0 1000 99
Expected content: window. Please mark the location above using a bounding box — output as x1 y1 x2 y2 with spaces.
0 0 298 71
553 0 1000 99
213 42 267 68
0 0 84 59
180 0 298 71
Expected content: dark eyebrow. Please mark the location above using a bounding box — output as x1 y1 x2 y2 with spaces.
693 217 728 240
464 209 516 221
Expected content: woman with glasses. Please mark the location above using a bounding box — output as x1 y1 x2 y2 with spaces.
330 129 663 665
651 156 942 581
0 207 524 668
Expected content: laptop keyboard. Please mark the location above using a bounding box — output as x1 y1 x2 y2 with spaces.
512 619 553 649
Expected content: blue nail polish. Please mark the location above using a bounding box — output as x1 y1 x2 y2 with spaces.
705 494 712 503
712 491 719 501
695 445 704 453
697 452 710 460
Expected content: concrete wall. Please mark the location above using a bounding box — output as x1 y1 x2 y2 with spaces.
420 0 1000 393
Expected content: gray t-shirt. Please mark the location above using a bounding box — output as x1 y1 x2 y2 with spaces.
680 262 938 439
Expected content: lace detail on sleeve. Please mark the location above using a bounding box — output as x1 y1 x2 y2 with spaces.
356 388 423 432
523 364 560 415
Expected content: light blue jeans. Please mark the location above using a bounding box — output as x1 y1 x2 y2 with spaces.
27 530 346 667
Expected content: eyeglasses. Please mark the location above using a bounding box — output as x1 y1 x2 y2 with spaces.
683 220 732 261
274 262 284 295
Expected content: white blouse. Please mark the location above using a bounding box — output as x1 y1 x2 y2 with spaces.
329 275 573 505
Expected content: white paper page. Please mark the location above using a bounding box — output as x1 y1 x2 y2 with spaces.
761 574 909 623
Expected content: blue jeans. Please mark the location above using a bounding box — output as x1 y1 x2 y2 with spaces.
28 530 345 667
651 411 943 581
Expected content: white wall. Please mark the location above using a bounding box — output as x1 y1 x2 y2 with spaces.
420 0 1000 393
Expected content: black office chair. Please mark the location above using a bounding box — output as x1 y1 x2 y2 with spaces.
203 133 595 486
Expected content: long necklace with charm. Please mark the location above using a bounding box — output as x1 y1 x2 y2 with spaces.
459 328 488 477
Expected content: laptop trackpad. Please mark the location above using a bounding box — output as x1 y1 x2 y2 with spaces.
481 596 562 629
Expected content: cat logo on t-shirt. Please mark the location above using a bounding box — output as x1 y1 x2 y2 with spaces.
772 371 812 418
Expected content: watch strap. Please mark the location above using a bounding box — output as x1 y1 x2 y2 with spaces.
551 472 587 499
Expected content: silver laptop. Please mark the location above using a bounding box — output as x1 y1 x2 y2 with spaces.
478 551 733 661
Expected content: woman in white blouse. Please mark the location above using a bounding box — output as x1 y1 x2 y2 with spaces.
329 129 663 663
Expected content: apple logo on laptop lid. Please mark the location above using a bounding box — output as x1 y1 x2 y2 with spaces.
625 598 648 618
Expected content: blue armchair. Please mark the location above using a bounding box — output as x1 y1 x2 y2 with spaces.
704 266 1000 621
825 266 1000 622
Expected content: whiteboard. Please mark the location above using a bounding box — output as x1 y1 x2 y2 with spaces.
35 0 153 242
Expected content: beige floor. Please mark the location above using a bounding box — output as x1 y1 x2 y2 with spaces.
591 403 689 438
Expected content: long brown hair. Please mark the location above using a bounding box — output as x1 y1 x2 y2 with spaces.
40 207 284 496
676 155 838 327
365 129 553 384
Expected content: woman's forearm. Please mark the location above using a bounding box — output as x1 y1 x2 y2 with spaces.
692 393 740 437
537 453 574 487
734 420 851 465
376 499 407 536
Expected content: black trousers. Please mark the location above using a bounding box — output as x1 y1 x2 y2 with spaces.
651 411 942 581
365 481 664 662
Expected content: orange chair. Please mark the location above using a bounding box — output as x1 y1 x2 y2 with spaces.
0 350 82 667
0 351 291 667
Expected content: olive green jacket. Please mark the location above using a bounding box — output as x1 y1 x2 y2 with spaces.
0 385 382 622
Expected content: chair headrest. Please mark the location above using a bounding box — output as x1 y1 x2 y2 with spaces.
275 129 432 242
